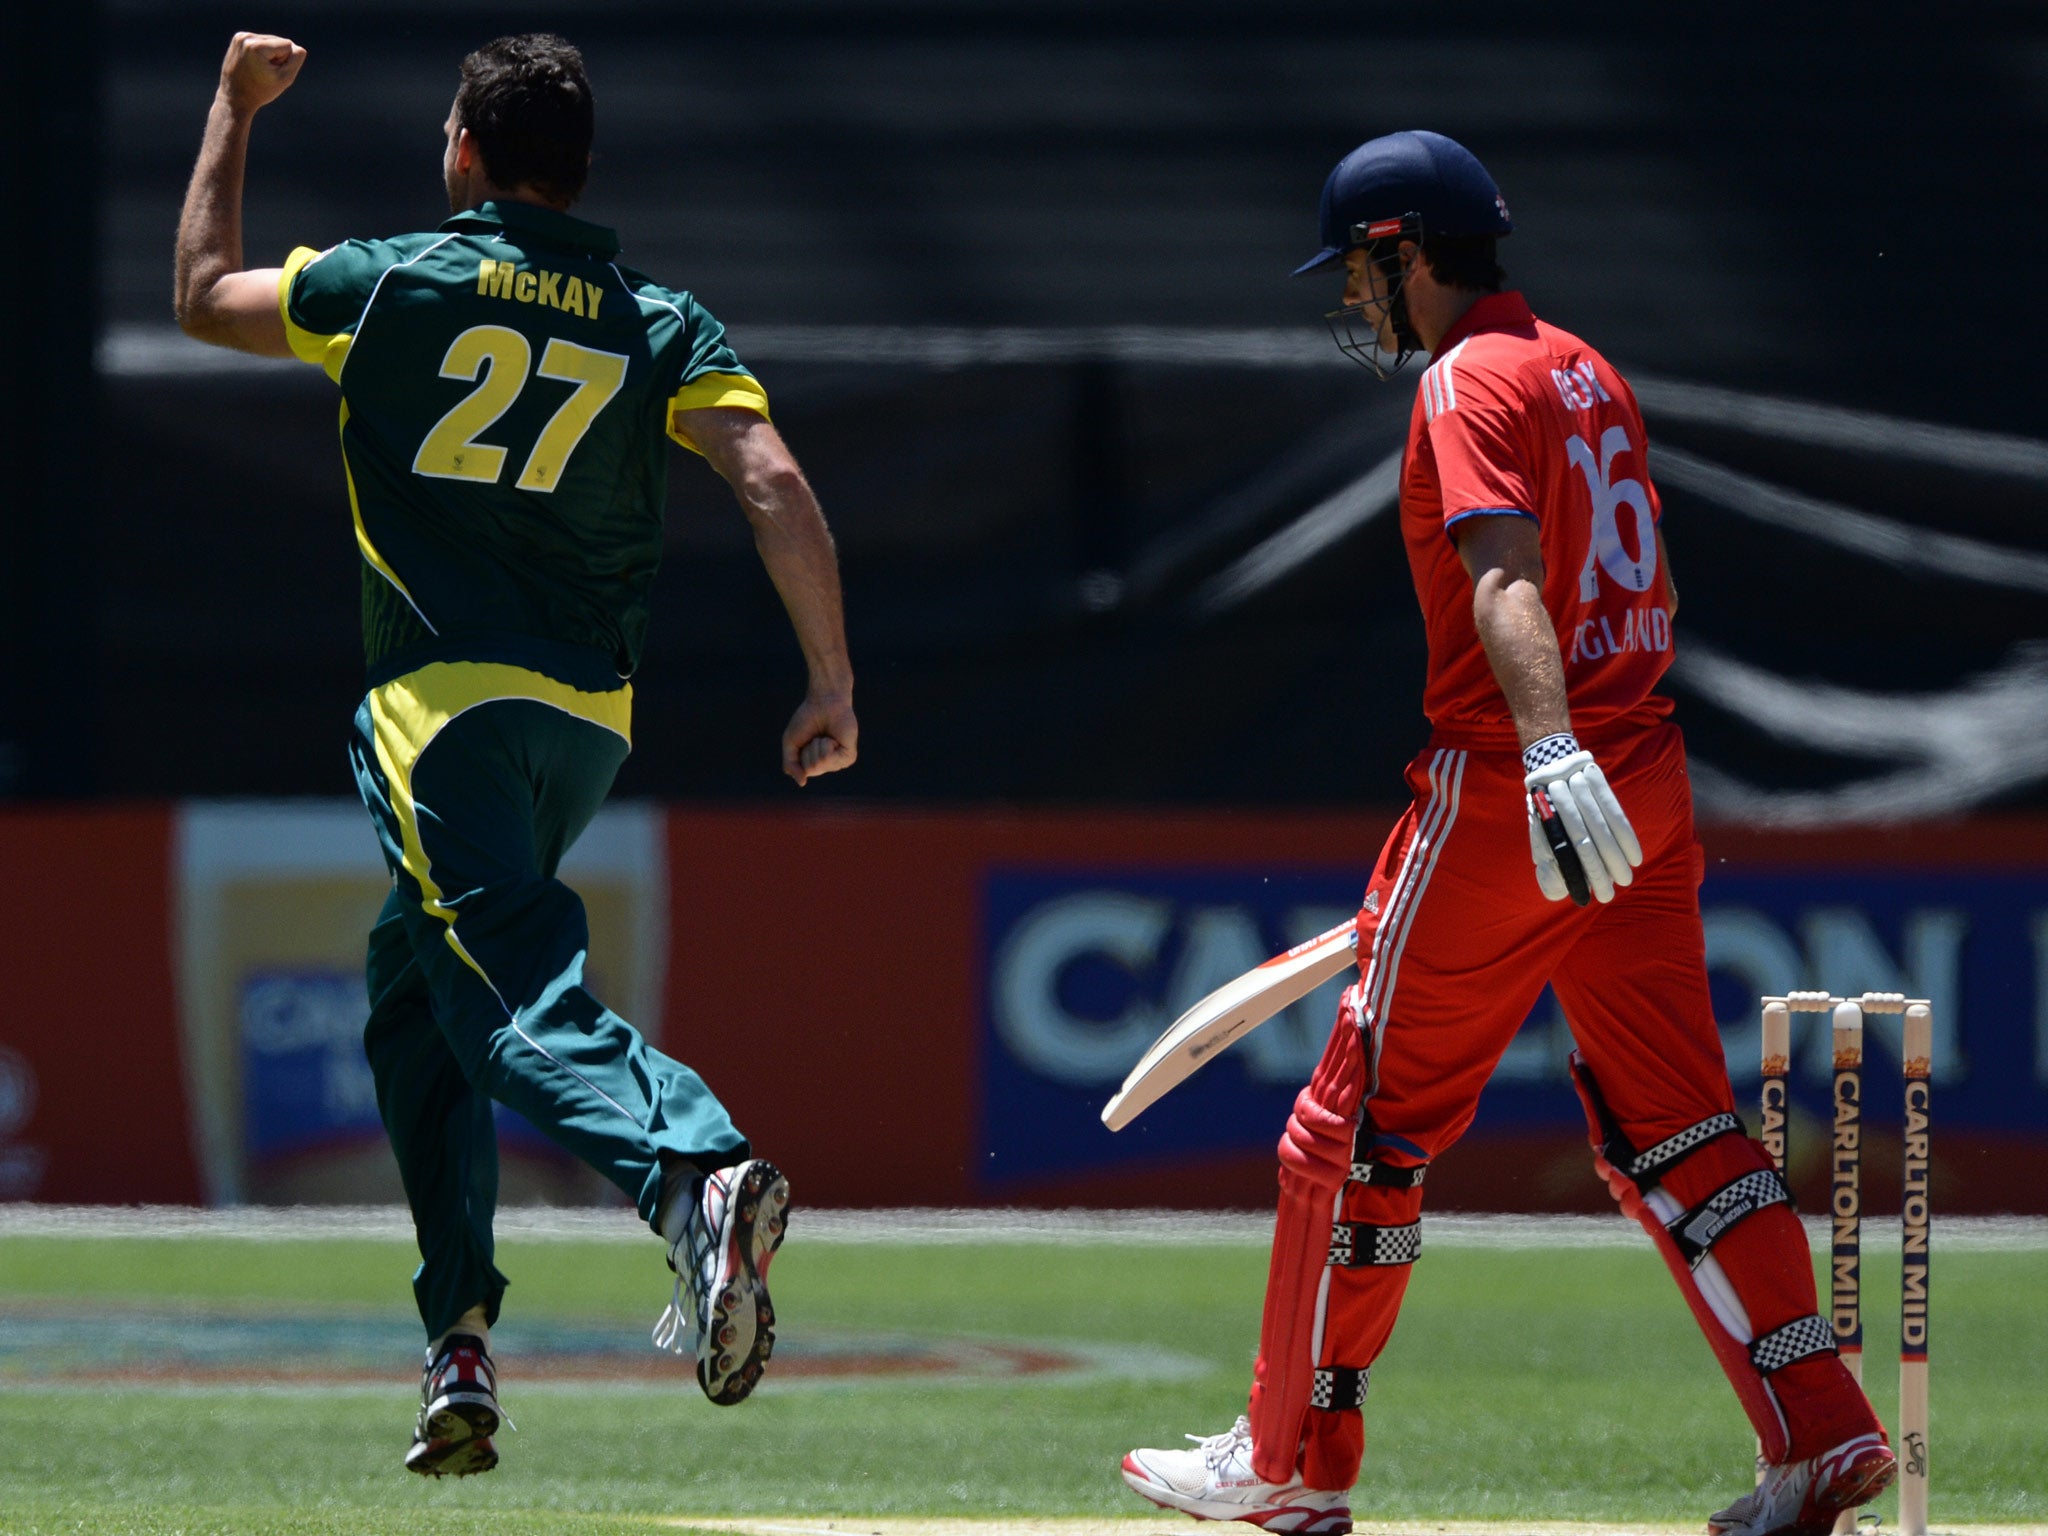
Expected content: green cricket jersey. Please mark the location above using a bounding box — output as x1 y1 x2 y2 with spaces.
279 199 769 689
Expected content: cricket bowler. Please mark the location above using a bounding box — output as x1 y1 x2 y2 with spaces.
174 31 857 1475
1120 131 1895 1536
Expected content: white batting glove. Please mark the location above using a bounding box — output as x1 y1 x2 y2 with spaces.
1522 733 1643 905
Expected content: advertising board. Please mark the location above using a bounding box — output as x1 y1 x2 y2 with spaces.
4 805 2043 1212
0 807 198 1203
975 829 2048 1211
177 802 667 1206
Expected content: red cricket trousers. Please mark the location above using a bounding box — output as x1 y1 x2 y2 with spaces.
1247 721 1880 1489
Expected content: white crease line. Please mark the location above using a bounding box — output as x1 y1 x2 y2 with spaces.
704 1528 2040 1536
2 1206 2041 1250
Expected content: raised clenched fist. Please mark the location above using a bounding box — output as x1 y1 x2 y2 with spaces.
218 32 305 114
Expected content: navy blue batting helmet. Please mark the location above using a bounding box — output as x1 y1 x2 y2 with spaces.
1292 130 1512 276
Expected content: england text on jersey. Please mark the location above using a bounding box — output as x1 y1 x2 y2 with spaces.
1399 290 1676 747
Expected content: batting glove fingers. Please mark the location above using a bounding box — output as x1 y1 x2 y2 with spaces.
1544 771 1617 903
1522 734 1644 905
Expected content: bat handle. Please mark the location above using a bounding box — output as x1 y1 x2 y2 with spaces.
1535 791 1591 907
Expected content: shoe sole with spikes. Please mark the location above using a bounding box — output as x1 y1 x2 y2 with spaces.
697 1159 790 1406
405 1341 499 1478
406 1419 498 1479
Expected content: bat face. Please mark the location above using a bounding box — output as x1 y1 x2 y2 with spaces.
1101 919 1358 1131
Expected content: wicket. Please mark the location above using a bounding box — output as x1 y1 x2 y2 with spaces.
1760 992 1931 1536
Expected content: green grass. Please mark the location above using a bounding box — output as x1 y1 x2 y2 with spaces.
0 1231 2041 1535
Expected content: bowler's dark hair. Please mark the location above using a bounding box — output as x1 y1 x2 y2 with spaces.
454 34 593 205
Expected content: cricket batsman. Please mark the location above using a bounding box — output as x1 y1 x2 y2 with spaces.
1120 131 1895 1536
174 32 857 1476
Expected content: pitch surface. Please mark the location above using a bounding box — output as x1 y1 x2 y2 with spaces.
0 1212 2040 1535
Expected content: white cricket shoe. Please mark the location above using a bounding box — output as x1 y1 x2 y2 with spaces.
653 1158 790 1405
1122 1415 1352 1534
1707 1432 1898 1536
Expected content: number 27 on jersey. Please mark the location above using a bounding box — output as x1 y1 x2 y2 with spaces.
413 324 628 493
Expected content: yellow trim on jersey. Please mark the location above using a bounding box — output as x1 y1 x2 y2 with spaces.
367 661 633 977
279 246 354 383
338 401 435 629
666 370 771 454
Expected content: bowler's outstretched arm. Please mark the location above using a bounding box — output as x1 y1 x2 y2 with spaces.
174 31 304 354
675 405 859 785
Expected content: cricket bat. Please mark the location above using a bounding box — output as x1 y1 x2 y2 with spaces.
1100 917 1359 1131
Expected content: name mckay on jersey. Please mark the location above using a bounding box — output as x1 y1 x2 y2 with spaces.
476 259 605 318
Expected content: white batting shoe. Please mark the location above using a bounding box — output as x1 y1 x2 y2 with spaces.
653 1159 790 1405
1707 1432 1897 1536
1122 1416 1352 1534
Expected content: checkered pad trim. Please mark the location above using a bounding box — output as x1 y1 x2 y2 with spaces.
1348 1160 1428 1188
1328 1221 1422 1267
1668 1169 1792 1269
1309 1366 1370 1410
1521 733 1582 774
1749 1314 1837 1375
1629 1113 1744 1183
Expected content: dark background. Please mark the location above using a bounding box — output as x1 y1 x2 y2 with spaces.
9 0 2046 805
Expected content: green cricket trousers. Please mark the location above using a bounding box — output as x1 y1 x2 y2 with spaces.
348 658 747 1340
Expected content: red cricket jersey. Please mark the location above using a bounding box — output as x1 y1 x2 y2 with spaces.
1399 290 1675 748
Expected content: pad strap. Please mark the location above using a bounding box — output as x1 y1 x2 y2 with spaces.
1309 1366 1370 1410
1570 1057 1747 1195
1328 1221 1421 1267
1626 1112 1745 1188
1667 1168 1793 1269
1749 1314 1837 1375
1347 1159 1428 1188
